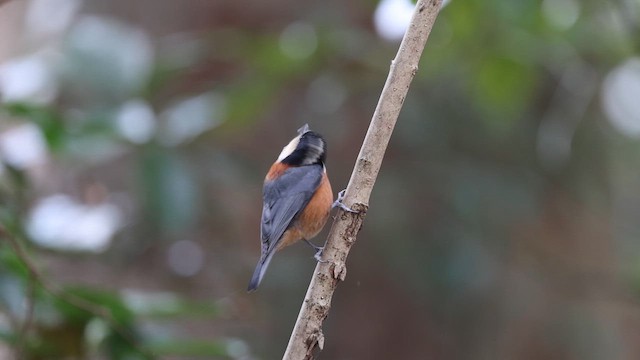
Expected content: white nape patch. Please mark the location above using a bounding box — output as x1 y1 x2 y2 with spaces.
277 135 300 161
301 139 324 165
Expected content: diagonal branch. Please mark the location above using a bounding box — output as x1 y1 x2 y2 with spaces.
283 0 443 358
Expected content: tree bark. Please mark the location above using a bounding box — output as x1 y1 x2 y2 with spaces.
282 1 443 359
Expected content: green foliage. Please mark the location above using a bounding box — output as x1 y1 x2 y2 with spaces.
1 103 67 151
474 55 537 127
147 340 229 358
0 239 225 359
140 148 199 235
0 0 639 358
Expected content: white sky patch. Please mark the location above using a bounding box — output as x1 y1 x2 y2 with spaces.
279 22 318 60
0 123 48 169
66 16 154 94
226 339 251 359
374 0 451 41
26 0 81 39
374 0 415 41
121 290 182 315
602 58 640 138
159 92 224 146
27 195 122 252
115 99 157 144
85 318 109 348
542 0 580 30
0 54 57 104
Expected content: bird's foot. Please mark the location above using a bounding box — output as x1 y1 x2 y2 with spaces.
304 239 329 263
313 248 328 263
332 189 359 213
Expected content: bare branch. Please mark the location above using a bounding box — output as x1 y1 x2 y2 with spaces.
282 0 443 358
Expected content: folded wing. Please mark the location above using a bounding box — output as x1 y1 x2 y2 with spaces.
261 164 324 252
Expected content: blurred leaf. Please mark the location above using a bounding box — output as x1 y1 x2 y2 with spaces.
0 245 30 280
30 321 87 360
122 290 218 319
225 78 277 125
147 339 229 358
53 286 134 326
0 329 12 344
474 56 536 128
140 147 199 234
62 16 153 102
249 36 311 77
1 102 66 151
103 331 151 360
447 0 482 44
48 286 153 360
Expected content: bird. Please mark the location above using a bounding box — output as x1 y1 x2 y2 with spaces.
248 124 342 292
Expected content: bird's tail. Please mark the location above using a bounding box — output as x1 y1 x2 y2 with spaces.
247 249 276 292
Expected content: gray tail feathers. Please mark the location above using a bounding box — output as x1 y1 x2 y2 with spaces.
247 250 276 292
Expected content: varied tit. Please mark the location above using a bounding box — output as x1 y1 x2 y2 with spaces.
248 124 335 292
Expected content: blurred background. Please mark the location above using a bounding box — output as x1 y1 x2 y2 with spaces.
1 0 639 359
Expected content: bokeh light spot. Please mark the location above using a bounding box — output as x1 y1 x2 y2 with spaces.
603 58 640 137
115 99 157 144
159 92 225 146
374 0 415 41
279 22 317 60
65 16 154 95
26 0 80 39
167 240 204 277
542 0 581 30
0 123 47 169
27 195 122 252
0 54 57 104
306 74 347 115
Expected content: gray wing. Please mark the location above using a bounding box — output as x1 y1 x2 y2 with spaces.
261 165 324 251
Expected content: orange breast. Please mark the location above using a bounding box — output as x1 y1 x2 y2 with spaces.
276 171 333 250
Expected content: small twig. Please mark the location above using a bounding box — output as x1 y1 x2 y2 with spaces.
282 1 443 358
0 226 156 359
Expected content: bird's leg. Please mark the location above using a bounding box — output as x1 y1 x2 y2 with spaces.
303 239 328 263
332 189 359 213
